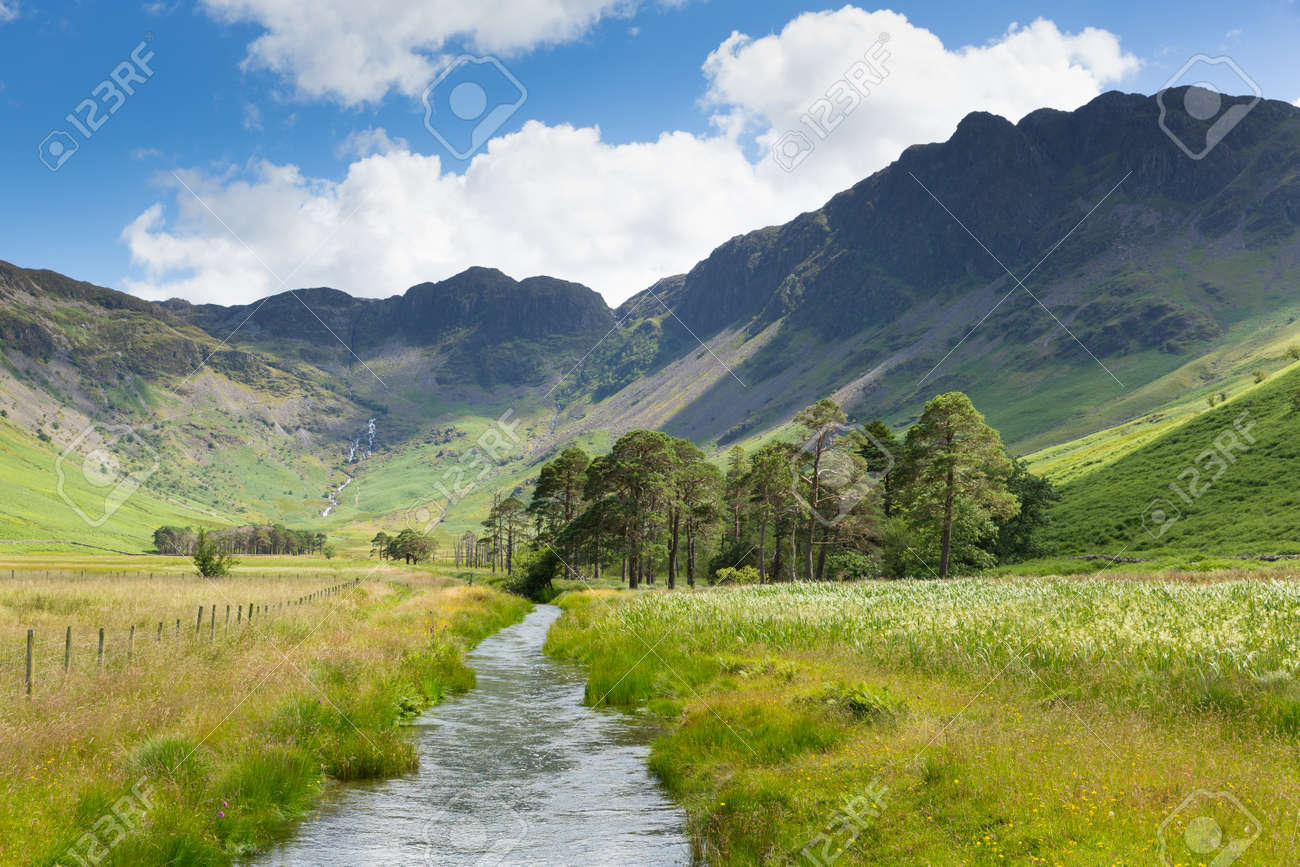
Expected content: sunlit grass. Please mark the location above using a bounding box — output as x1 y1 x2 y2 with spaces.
548 577 1300 863
0 564 529 865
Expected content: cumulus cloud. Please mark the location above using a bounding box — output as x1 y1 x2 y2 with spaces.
0 2 18 24
335 127 409 159
201 0 650 104
125 7 1139 306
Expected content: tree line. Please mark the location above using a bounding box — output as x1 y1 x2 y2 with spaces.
153 524 328 557
369 529 438 564
478 392 1057 597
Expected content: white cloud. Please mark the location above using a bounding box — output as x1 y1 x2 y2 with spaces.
335 127 408 159
1293 96 1300 107
125 8 1138 307
0 2 18 24
201 0 649 105
241 103 263 131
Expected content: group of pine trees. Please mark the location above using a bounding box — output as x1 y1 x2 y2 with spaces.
153 524 327 556
482 392 1057 597
369 529 437 564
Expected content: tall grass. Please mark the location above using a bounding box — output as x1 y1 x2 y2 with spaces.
548 576 1300 863
0 563 528 865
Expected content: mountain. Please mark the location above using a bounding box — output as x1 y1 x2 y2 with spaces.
579 88 1300 449
2 88 1299 550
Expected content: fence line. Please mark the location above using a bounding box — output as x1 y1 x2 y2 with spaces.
15 578 363 694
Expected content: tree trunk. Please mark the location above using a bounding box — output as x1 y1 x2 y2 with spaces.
757 513 768 583
686 522 696 588
939 465 956 579
804 446 822 581
668 509 679 590
816 522 826 582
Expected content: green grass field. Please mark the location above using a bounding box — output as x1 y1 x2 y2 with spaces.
0 560 528 865
547 578 1300 864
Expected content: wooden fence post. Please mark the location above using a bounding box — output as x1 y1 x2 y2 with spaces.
157 621 162 642
237 605 242 624
97 628 104 669
210 605 215 640
64 626 71 672
128 625 135 664
25 629 32 695
195 606 203 636
225 604 230 628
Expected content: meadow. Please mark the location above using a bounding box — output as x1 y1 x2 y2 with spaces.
0 557 528 865
547 574 1300 864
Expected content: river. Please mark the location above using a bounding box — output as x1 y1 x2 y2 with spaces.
254 604 694 865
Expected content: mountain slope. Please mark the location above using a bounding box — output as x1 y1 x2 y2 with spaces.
3 88 1300 551
1043 360 1300 555
575 88 1300 450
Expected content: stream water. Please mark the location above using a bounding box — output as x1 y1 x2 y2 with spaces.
255 604 694 865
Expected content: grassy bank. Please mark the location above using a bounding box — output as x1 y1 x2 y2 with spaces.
0 564 529 865
547 578 1300 864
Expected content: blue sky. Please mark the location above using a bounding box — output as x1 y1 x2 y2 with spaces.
2 0 1297 305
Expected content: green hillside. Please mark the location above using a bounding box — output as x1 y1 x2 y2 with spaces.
1044 361 1300 556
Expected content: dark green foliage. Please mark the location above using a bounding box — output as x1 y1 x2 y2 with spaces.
192 528 235 577
989 459 1061 563
156 524 326 556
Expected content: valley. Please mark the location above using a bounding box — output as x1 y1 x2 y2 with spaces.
4 79 1300 867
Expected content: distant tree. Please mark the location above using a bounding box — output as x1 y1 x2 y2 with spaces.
370 531 391 560
1253 369 1268 383
746 441 794 582
854 418 902 517
583 430 676 588
193 528 236 577
1287 345 1300 361
386 529 432 564
1206 394 1218 409
988 458 1060 563
497 497 526 576
722 445 749 550
154 525 195 555
792 398 848 581
900 392 1018 578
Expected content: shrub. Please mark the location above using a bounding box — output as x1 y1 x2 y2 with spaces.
712 565 760 585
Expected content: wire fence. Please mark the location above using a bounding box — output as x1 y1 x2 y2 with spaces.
11 577 363 695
